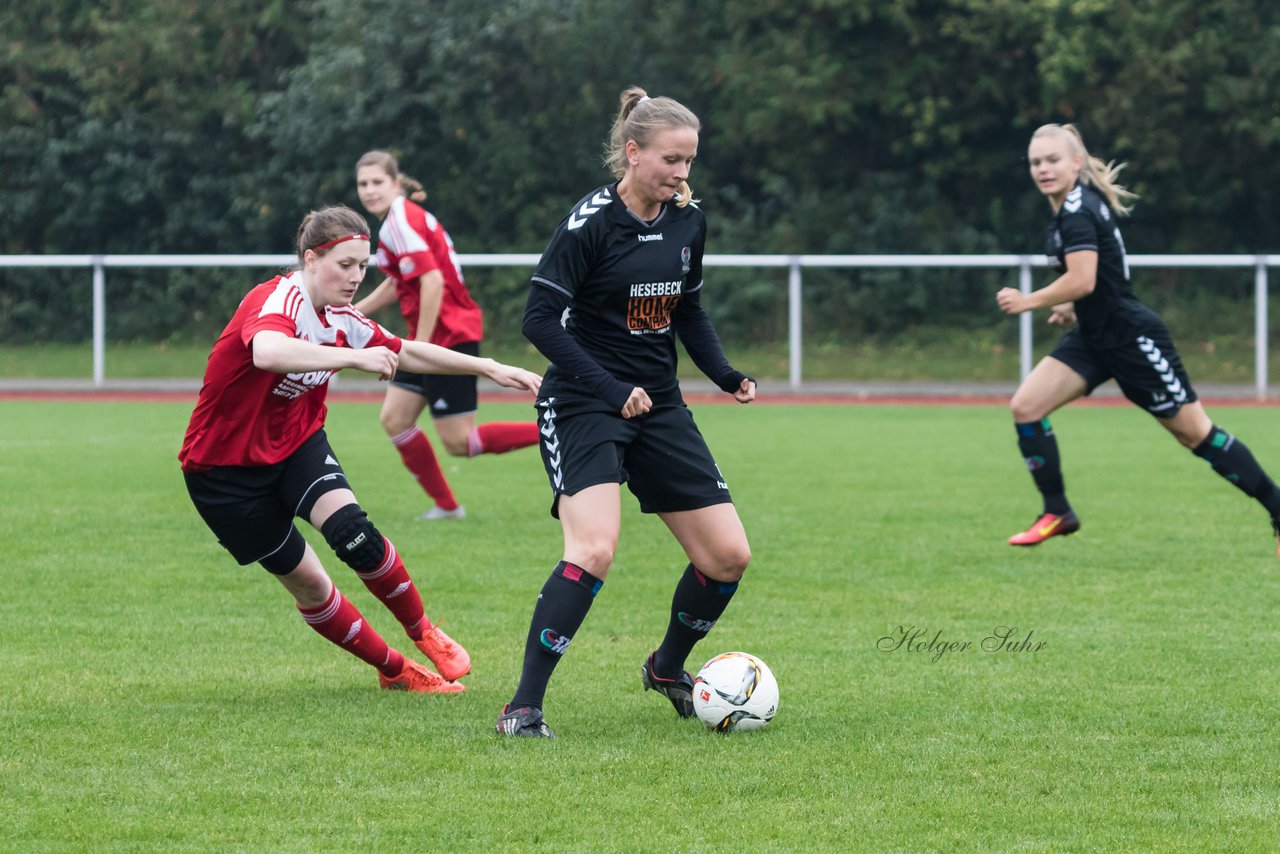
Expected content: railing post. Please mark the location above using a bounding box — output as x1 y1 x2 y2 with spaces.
1018 256 1033 380
92 256 106 388
1256 257 1268 401
788 257 802 391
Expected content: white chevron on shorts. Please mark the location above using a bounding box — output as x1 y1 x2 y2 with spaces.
538 397 564 489
1136 336 1187 402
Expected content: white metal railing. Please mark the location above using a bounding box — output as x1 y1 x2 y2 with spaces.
2 253 1276 395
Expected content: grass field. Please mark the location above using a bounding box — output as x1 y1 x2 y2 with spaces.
2 329 1276 384
3 398 1280 850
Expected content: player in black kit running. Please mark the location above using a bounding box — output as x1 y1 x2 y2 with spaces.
996 123 1280 549
496 86 757 738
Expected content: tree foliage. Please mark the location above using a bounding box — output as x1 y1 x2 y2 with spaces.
2 0 1277 343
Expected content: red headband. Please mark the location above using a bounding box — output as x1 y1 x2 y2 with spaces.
310 233 369 252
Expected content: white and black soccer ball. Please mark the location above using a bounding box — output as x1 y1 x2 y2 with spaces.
692 651 778 732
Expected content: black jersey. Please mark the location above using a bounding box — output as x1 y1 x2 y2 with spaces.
530 183 706 394
1046 182 1159 348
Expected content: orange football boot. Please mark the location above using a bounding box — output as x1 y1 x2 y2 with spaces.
414 622 472 681
378 658 465 693
1008 511 1080 546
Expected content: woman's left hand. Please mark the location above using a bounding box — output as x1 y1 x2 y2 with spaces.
995 287 1029 315
490 363 542 394
733 378 757 404
1047 303 1077 325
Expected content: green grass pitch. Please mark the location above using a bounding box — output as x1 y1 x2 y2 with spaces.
2 398 1279 850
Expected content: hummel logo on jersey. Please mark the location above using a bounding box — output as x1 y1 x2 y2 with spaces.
567 189 611 230
1063 186 1083 213
637 233 664 242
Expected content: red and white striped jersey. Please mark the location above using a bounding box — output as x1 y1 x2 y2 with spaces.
179 271 402 471
374 196 483 346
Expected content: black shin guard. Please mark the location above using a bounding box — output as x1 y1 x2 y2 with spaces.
1015 419 1071 515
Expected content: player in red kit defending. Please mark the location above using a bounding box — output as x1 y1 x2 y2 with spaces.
354 151 541 520
180 205 540 692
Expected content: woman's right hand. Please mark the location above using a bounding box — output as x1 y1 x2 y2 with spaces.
621 387 652 419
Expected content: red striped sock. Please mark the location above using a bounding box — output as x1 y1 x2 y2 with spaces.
391 426 458 510
356 537 428 640
467 422 540 457
297 586 404 677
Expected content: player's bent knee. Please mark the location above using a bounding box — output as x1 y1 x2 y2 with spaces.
285 572 332 608
1175 431 1202 450
718 550 752 582
698 545 751 583
380 412 414 437
1010 397 1044 424
320 504 387 572
440 437 469 457
567 541 617 575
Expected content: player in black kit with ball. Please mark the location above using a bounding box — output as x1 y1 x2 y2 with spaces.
496 86 757 738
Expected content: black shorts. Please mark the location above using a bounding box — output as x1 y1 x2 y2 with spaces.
389 340 480 418
535 387 733 518
184 430 350 568
1050 326 1198 417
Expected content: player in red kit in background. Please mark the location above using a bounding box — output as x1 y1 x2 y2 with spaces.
180 205 540 693
354 151 541 521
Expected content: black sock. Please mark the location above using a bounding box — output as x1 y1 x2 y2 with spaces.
1193 426 1280 517
509 561 603 711
1015 419 1071 515
653 564 739 678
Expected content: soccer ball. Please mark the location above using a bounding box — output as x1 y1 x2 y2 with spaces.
691 651 779 732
